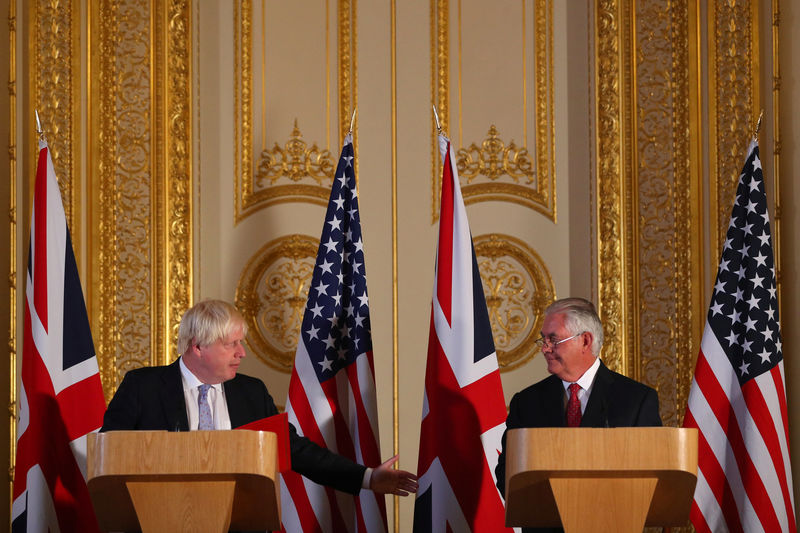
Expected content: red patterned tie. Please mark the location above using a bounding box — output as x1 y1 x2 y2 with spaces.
567 383 582 427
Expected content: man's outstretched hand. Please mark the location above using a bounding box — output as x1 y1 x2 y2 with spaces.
369 455 419 496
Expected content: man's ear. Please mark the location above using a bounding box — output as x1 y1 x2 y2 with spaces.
582 331 594 352
191 341 202 357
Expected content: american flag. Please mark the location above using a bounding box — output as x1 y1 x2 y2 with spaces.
280 133 387 532
11 140 107 532
413 134 512 532
684 139 796 532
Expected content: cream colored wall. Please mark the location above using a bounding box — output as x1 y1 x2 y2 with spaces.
195 1 580 528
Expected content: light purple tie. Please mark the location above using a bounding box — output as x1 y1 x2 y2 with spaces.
198 384 214 430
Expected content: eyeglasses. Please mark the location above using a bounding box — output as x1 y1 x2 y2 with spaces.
534 331 585 349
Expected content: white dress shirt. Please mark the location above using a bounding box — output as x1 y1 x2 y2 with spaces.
561 356 602 414
179 357 232 430
177 357 373 488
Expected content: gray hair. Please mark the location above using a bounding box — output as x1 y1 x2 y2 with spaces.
544 297 604 356
177 300 248 354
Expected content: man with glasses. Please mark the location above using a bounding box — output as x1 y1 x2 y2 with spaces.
494 297 661 530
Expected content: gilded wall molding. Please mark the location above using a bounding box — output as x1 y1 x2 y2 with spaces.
27 0 81 243
430 0 555 223
709 0 761 268
474 234 554 372
8 0 19 493
594 0 629 376
164 0 194 363
89 0 121 398
634 0 701 426
235 235 320 372
89 0 193 397
235 0 357 221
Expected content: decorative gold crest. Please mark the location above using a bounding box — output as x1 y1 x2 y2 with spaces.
474 234 554 371
457 125 535 184
256 120 335 186
236 235 319 372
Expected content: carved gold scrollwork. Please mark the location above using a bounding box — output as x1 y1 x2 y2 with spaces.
456 125 535 184
236 235 319 372
474 234 554 371
256 120 336 186
456 125 549 213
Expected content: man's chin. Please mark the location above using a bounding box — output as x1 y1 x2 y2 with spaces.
545 360 561 375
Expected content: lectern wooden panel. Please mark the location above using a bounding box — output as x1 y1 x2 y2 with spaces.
87 430 280 533
504 427 698 532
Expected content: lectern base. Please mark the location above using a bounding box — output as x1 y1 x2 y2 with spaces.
550 477 657 533
127 480 236 533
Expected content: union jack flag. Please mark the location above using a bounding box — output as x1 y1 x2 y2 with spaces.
684 139 795 531
280 133 386 532
413 134 512 532
11 140 106 532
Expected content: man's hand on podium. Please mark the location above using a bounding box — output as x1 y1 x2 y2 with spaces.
369 455 419 496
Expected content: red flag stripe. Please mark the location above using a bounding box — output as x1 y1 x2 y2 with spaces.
435 143 455 326
693 348 781 530
746 374 794 524
33 147 49 331
685 408 745 533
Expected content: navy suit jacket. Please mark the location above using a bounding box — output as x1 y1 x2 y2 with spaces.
100 360 366 494
494 361 662 532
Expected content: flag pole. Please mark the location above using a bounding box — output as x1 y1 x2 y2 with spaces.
432 105 444 135
753 109 764 140
349 108 357 135
35 109 46 142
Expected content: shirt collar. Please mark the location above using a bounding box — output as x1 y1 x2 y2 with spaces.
562 356 601 392
179 356 213 390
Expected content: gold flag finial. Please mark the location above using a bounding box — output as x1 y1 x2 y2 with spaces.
753 110 764 139
349 108 357 134
432 105 443 135
35 109 47 142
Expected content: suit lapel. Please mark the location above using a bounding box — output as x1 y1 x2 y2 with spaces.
161 360 189 431
224 377 251 429
542 375 568 427
582 361 611 427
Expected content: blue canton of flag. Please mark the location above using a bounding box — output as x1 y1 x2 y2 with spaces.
301 134 372 381
707 143 781 383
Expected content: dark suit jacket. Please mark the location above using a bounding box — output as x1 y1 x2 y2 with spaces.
495 361 662 532
100 360 366 495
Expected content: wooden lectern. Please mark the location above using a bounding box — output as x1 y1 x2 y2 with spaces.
504 427 698 532
87 430 280 533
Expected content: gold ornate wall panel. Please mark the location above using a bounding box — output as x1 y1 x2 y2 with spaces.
26 0 81 246
430 0 555 223
634 0 703 426
709 0 761 265
595 0 704 426
474 234 554 372
235 235 319 373
595 0 770 427
88 0 193 398
234 0 357 222
595 0 630 378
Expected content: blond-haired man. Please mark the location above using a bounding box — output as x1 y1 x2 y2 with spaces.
102 299 417 497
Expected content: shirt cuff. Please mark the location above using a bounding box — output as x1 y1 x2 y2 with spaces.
361 467 373 490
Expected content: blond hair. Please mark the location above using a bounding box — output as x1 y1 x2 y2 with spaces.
177 300 248 354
